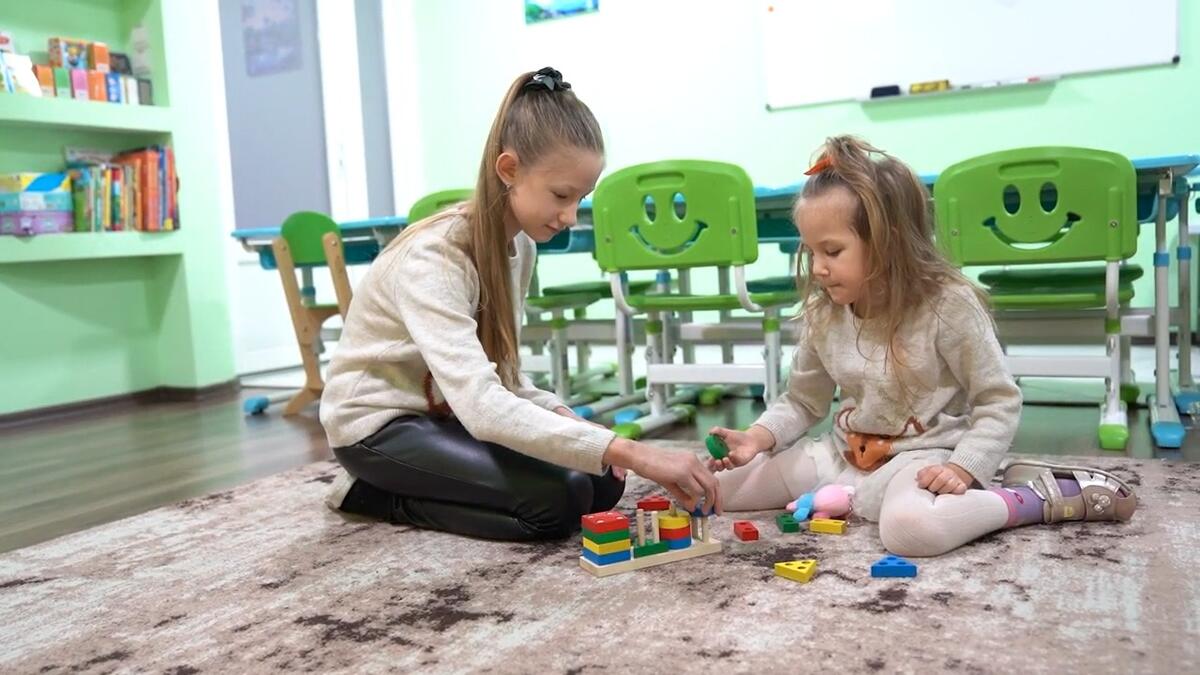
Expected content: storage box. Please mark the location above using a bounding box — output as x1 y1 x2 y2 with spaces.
87 70 106 100
88 42 109 73
0 172 71 194
0 211 74 236
48 37 89 69
105 72 122 102
53 67 71 97
0 191 73 212
33 64 55 96
70 68 88 99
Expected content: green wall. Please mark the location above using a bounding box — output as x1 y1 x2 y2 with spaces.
0 0 235 415
406 1 1197 317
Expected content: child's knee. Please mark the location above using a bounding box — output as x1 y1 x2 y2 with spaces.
878 504 957 558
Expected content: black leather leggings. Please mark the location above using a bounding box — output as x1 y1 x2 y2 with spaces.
333 415 625 541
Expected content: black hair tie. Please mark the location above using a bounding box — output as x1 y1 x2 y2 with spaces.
524 67 571 92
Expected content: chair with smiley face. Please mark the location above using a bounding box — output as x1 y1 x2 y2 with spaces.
592 159 799 439
934 146 1138 450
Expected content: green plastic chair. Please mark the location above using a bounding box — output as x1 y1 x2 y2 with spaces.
593 159 798 436
934 146 1138 450
408 188 473 223
271 211 353 415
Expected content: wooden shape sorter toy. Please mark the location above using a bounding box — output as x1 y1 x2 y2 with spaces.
579 498 722 577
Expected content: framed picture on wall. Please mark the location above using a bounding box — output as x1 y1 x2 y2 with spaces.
525 0 599 25
242 0 302 77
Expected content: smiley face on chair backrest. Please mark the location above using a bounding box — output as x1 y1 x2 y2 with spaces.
592 160 759 272
933 147 1138 268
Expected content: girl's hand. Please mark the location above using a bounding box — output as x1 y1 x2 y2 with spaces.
706 425 774 472
916 463 973 495
636 445 721 514
603 438 720 514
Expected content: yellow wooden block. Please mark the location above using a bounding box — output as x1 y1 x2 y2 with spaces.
582 537 631 555
774 559 817 583
809 518 846 535
658 514 690 530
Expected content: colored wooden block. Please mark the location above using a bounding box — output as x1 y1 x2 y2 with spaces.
809 518 846 535
665 536 692 551
658 525 691 541
658 514 690 530
775 513 800 533
633 541 669 558
581 527 630 544
775 559 817 583
581 511 629 534
733 521 759 542
581 547 632 566
637 495 671 511
871 555 917 578
705 434 729 459
583 537 632 556
580 539 722 577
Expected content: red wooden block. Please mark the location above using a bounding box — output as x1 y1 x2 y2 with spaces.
581 510 630 534
658 525 692 541
733 520 759 542
636 495 671 511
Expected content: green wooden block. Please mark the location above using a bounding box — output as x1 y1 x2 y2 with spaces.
582 527 631 545
775 512 800 533
705 434 729 460
633 541 669 558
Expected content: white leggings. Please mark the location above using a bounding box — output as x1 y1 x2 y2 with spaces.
717 446 1009 557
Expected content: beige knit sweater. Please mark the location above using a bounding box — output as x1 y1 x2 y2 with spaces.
319 210 616 475
754 283 1022 486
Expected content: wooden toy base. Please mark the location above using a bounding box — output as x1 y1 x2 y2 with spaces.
579 539 722 577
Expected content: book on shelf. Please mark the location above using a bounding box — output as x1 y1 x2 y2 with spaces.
65 144 178 233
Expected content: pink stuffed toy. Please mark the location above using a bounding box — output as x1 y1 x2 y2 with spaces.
787 484 854 521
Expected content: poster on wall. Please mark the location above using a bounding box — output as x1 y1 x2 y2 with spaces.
525 0 599 25
242 0 302 77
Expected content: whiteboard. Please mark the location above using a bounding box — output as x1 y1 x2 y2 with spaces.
763 0 1179 109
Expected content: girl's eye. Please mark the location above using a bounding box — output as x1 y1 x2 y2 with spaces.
553 192 569 200
827 249 841 257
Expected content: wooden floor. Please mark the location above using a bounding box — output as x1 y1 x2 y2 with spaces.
2 387 1197 554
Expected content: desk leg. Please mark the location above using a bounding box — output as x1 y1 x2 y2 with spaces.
1150 171 1185 447
1173 185 1200 415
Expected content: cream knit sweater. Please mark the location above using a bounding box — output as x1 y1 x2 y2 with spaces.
319 210 616 475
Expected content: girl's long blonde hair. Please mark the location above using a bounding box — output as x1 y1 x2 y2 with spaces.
390 69 603 388
796 135 989 383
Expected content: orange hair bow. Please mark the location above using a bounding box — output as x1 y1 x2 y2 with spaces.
804 155 833 176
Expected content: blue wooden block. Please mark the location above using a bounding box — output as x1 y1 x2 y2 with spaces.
871 555 917 578
665 536 692 551
581 547 632 566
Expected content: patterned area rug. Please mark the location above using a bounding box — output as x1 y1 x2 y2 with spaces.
2 443 1198 674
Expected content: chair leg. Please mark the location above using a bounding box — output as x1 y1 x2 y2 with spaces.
573 306 590 374
285 309 327 416
1119 333 1138 404
1099 264 1129 450
550 309 571 401
615 309 634 397
645 311 667 417
283 385 322 416
763 308 782 403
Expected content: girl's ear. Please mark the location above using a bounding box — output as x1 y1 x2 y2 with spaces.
495 151 520 188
